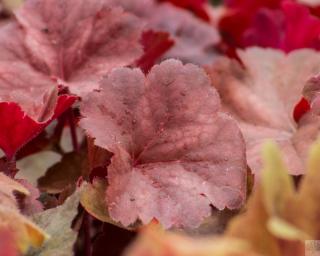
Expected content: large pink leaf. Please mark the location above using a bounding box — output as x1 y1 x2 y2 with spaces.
0 23 63 121
80 59 246 228
0 24 76 159
13 0 143 96
0 24 77 159
0 0 142 158
206 47 320 176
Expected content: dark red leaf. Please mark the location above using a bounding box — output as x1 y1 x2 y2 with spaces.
282 1 320 51
220 0 320 52
135 30 174 74
219 0 281 48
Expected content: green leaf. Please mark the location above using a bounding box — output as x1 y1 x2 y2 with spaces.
28 191 80 256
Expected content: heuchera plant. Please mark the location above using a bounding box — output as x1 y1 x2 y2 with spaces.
2 0 320 255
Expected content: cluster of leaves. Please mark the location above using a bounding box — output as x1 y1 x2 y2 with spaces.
2 0 320 255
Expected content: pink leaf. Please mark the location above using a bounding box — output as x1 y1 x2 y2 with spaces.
0 0 141 158
80 59 246 228
14 0 143 96
0 23 63 121
159 0 211 21
206 48 320 176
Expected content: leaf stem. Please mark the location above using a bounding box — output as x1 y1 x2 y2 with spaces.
68 109 79 152
5 157 17 178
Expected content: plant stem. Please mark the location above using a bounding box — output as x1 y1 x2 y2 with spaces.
83 212 92 256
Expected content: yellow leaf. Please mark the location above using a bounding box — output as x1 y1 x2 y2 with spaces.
295 140 320 238
80 179 133 230
267 217 311 241
226 140 320 255
261 141 295 217
2 0 24 12
226 188 282 256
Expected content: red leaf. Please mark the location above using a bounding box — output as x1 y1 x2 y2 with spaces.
293 97 311 123
243 8 284 49
219 0 281 48
135 30 174 74
282 1 320 51
0 95 76 160
80 60 246 228
225 0 280 8
220 0 320 52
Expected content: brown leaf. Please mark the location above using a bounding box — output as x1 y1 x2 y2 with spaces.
38 149 87 194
